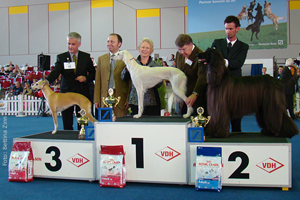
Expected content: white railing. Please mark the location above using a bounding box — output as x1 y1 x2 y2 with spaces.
0 95 55 116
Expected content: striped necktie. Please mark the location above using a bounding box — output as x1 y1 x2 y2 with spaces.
73 54 77 73
108 55 115 89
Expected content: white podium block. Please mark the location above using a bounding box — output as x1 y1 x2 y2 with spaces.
95 117 190 184
14 131 96 181
188 134 291 188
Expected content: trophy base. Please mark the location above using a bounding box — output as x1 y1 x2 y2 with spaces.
78 133 85 140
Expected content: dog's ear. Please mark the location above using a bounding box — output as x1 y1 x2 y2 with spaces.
41 80 49 85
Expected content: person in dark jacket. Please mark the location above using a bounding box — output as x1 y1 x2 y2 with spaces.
281 58 298 120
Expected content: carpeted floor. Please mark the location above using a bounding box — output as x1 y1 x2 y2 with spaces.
0 115 300 200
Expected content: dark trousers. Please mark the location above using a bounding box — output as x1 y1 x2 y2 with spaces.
286 95 295 120
130 104 160 116
62 105 81 130
231 118 242 132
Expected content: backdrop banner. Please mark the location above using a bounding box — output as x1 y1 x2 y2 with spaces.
188 0 287 50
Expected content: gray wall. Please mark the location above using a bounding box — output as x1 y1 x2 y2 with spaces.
0 0 299 67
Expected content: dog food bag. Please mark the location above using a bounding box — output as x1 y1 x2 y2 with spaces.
195 146 222 192
8 141 34 182
99 145 126 188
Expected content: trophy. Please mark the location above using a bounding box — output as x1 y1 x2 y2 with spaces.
191 107 211 127
77 109 89 139
102 88 121 121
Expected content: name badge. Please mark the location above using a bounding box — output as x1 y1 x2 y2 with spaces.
64 62 76 69
186 58 193 66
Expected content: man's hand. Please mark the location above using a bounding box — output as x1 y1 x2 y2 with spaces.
95 102 101 109
185 93 197 107
125 101 130 110
75 76 86 82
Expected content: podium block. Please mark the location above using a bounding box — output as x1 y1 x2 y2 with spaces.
188 133 291 188
14 131 96 181
95 116 191 184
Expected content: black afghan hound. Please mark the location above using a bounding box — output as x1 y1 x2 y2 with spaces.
197 48 299 138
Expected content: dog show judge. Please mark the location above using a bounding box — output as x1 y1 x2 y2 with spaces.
211 15 249 132
175 34 207 116
94 33 130 118
46 32 95 130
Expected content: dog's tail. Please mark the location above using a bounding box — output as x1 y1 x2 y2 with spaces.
279 113 299 138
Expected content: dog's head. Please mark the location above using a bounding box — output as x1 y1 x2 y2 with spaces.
113 50 135 62
250 0 256 7
256 3 262 11
113 50 125 61
264 1 271 9
31 80 48 90
242 5 246 11
196 48 227 86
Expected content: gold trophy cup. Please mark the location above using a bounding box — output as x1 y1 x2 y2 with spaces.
77 109 89 139
191 107 211 128
102 88 121 121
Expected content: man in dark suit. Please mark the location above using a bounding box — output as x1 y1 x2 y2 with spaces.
175 34 207 116
281 58 298 120
212 15 249 132
46 32 95 130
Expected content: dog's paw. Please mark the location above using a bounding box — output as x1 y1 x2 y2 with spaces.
52 130 57 134
133 114 141 118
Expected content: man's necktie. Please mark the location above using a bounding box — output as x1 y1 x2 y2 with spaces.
228 42 232 52
73 54 77 74
108 55 115 89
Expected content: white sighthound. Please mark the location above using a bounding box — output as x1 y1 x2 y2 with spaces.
114 50 193 118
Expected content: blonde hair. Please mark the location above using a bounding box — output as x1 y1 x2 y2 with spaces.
138 38 154 53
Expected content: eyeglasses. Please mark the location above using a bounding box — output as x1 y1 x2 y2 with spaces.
177 44 190 52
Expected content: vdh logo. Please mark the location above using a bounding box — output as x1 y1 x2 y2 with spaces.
67 153 90 167
155 146 181 161
256 157 284 173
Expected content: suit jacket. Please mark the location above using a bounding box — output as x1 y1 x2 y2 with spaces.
175 45 207 110
281 65 298 95
46 51 95 98
212 38 249 77
94 53 130 117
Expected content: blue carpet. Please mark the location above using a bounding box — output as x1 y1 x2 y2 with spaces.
0 115 300 200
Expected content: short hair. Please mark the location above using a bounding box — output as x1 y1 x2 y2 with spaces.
67 32 81 43
175 34 193 48
278 66 284 69
262 67 267 70
224 15 241 28
109 33 123 44
138 38 154 52
285 58 294 66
